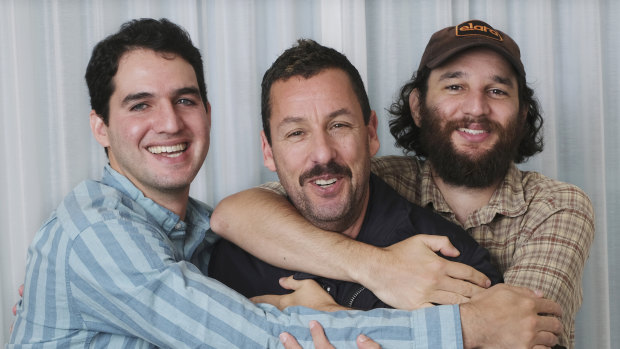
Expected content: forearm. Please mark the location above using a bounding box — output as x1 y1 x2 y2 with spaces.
503 209 594 347
211 187 380 284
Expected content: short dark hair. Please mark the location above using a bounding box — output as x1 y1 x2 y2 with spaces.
388 65 544 164
85 18 207 125
261 39 371 144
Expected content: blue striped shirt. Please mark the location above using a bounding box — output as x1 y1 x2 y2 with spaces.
8 165 463 348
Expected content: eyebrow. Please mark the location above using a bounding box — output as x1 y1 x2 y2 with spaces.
121 92 153 107
437 71 515 87
327 108 352 119
277 108 353 128
120 86 202 107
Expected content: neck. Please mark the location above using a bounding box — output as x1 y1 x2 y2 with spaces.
151 190 190 220
133 184 190 220
432 170 501 225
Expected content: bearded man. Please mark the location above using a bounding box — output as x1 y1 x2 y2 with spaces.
211 20 594 349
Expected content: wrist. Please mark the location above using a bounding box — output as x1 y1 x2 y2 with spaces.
348 243 385 291
459 303 481 349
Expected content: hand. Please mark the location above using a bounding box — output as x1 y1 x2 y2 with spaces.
361 235 490 309
460 284 563 349
10 284 24 333
250 276 347 312
280 320 381 349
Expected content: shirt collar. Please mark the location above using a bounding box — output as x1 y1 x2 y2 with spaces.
101 164 213 259
100 165 211 246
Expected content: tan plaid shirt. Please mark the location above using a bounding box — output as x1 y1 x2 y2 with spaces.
371 155 595 348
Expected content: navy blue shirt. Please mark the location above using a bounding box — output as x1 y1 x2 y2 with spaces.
209 173 502 310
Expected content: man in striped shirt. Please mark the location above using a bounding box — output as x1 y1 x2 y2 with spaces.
9 18 561 349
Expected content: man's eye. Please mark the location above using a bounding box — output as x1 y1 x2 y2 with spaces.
287 130 303 138
130 103 148 111
489 88 507 96
177 98 195 106
331 122 350 130
446 85 462 91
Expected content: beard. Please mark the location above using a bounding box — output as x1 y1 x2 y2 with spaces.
284 159 363 232
418 101 523 188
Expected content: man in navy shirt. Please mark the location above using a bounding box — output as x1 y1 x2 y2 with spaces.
209 39 502 310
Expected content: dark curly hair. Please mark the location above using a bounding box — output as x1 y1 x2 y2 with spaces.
388 65 544 164
261 39 371 145
85 18 207 126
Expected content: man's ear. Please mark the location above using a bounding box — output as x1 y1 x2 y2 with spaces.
90 110 110 147
260 130 277 172
367 111 380 157
409 89 422 127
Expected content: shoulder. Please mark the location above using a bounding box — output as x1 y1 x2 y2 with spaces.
371 155 421 175
519 170 594 219
55 179 153 238
513 169 595 246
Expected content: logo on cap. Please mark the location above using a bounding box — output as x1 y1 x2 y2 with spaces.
456 20 503 41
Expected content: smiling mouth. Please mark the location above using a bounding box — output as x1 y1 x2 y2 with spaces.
314 178 337 188
147 143 187 158
458 128 486 135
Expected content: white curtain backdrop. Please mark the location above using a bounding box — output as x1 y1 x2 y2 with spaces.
1 0 617 347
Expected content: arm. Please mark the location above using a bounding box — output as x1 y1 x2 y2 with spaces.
280 321 382 349
66 221 462 348
211 187 491 309
503 201 595 347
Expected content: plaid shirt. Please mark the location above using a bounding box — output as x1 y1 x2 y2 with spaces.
371 155 595 349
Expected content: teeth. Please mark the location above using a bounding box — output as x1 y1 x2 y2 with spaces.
458 128 485 135
315 178 337 187
148 143 187 156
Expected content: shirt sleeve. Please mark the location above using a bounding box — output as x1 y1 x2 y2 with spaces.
67 218 464 348
503 190 595 346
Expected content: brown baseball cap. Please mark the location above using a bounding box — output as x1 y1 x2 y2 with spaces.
418 19 525 78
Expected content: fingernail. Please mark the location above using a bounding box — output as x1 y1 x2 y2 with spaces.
309 320 317 329
358 334 369 343
486 279 491 288
279 333 287 344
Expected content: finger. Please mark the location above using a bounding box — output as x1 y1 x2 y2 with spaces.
535 298 563 318
357 334 382 349
19 284 24 297
250 294 277 305
308 321 335 348
279 276 301 291
417 302 435 309
279 332 302 349
427 289 470 305
445 262 490 289
533 330 559 348
537 314 563 335
437 274 488 298
12 303 17 316
416 235 460 257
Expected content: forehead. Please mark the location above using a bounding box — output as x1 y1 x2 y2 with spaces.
113 49 198 92
270 68 361 117
429 48 518 82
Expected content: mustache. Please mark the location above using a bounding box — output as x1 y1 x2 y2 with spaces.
298 160 352 186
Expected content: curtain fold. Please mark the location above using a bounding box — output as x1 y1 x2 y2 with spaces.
1 1 616 347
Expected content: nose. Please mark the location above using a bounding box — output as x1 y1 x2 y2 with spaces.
461 90 490 117
153 102 184 133
309 130 337 165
